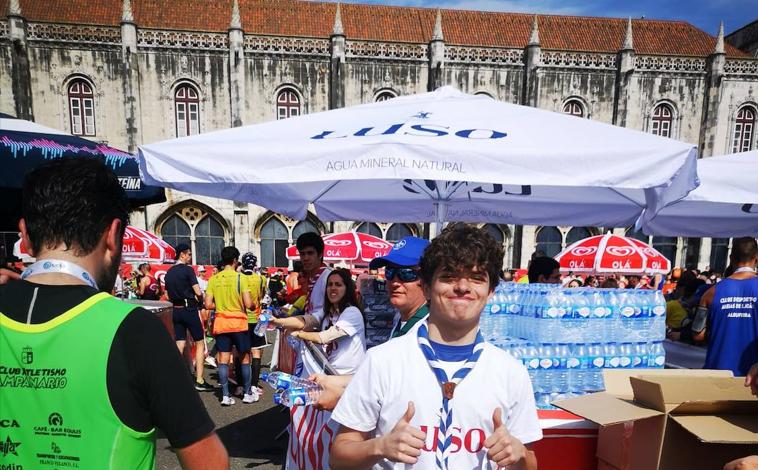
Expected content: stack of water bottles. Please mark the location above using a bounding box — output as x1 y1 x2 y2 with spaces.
261 371 324 407
480 282 666 409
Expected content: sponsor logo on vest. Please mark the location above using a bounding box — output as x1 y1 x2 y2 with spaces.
21 347 32 365
48 413 63 426
36 440 80 467
34 413 81 439
0 463 24 470
0 366 67 389
0 419 19 428
1 436 21 457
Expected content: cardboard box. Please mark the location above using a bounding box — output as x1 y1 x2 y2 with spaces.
555 369 758 470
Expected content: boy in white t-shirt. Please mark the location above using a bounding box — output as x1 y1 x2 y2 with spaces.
330 224 541 470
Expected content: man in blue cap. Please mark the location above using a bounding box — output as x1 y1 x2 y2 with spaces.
370 236 431 337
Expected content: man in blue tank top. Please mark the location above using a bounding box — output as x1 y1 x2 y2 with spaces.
695 237 758 376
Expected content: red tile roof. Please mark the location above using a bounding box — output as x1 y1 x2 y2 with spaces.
3 0 749 57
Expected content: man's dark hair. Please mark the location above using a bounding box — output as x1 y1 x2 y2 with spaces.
296 232 324 256
220 246 240 265
22 158 129 256
730 237 758 264
419 223 503 291
528 256 559 283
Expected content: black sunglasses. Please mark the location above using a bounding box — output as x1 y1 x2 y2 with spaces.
385 267 419 282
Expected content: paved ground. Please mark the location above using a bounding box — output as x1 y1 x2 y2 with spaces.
155 344 289 470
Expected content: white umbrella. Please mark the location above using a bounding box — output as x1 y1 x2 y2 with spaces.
139 87 698 228
642 150 758 237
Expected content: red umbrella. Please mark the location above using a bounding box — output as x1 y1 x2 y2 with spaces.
122 226 176 263
555 233 671 275
14 225 176 264
287 231 393 264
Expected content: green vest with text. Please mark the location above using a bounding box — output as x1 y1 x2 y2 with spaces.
0 292 156 469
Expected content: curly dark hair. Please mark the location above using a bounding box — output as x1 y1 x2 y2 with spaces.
419 223 503 291
22 158 129 256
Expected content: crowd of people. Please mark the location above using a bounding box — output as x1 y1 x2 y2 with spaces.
1 157 756 470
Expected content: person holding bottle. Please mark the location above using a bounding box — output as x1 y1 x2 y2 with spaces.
286 268 367 375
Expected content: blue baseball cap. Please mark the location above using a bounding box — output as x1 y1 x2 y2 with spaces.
369 236 430 269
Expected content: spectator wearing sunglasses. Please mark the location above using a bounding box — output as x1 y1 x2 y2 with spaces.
370 236 431 338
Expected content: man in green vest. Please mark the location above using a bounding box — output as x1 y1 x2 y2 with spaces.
0 158 228 469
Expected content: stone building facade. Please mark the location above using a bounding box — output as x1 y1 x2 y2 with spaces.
2 0 757 271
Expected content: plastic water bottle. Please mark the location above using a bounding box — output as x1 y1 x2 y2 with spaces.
636 291 653 342
569 343 589 393
571 290 591 343
604 289 619 341
537 344 555 392
648 342 666 368
618 342 633 369
554 343 570 393
632 342 648 369
273 384 323 407
616 290 638 343
588 289 608 341
586 343 605 391
650 290 667 341
254 313 270 336
260 371 313 390
604 342 621 369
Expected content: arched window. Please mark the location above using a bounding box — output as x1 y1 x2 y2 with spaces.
375 91 396 102
161 214 191 255
260 218 289 268
709 238 730 274
386 224 413 243
651 103 673 138
277 88 301 119
562 99 584 118
356 222 382 238
566 227 592 247
626 228 650 244
68 79 95 136
732 106 756 153
483 224 504 245
652 236 677 265
292 220 319 240
536 226 562 258
175 84 200 137
194 216 225 265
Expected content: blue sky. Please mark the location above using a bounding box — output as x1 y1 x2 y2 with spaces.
329 0 757 35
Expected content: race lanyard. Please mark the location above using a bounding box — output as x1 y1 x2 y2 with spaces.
734 267 757 274
21 259 98 290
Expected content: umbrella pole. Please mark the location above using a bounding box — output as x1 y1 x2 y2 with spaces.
433 200 446 238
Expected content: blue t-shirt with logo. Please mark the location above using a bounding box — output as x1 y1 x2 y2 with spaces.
704 277 758 375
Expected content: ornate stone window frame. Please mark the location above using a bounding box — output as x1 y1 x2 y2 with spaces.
170 79 205 137
560 96 590 119
155 200 230 265
60 74 101 138
274 84 305 119
645 100 680 140
729 102 758 154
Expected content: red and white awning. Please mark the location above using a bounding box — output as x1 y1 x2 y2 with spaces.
555 233 671 275
286 231 393 264
122 226 176 263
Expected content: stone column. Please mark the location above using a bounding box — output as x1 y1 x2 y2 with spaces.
427 9 445 91
522 15 541 107
121 0 142 153
228 0 246 127
329 3 345 109
699 22 726 158
8 0 34 120
613 18 635 127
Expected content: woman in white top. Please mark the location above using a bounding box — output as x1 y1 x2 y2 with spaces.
287 268 367 374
